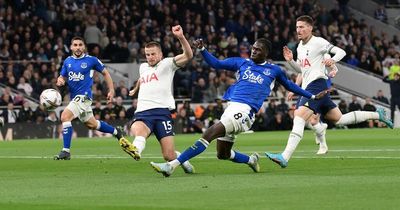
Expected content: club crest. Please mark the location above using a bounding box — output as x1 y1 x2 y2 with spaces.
263 68 271 76
81 62 88 69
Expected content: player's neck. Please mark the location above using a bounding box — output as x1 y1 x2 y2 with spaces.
72 53 85 59
301 35 313 44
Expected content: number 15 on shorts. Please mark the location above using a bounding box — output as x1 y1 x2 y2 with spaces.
162 120 173 133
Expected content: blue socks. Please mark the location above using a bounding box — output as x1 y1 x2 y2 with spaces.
97 120 116 134
230 150 250 163
177 138 209 163
62 122 73 149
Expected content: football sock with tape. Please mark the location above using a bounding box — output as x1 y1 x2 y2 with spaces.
174 138 209 167
230 150 250 163
62 122 73 149
96 120 115 135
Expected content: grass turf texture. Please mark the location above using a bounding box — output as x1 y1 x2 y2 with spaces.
0 128 399 210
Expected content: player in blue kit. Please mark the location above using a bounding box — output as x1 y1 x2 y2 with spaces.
54 36 137 160
150 38 328 177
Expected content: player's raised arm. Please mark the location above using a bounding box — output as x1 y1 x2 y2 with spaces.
193 39 240 71
283 46 302 73
172 25 193 67
101 68 115 104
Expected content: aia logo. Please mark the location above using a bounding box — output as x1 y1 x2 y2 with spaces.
139 73 159 84
299 58 311 68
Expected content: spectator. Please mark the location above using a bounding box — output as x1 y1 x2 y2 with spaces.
373 90 389 104
362 97 378 128
336 100 348 127
1 103 18 124
17 77 33 96
348 95 363 128
374 5 388 23
18 101 35 123
84 18 102 54
276 98 289 115
125 98 138 120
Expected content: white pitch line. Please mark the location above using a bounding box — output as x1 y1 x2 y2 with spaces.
0 155 400 160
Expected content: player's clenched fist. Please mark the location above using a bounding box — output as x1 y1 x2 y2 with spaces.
172 25 183 38
193 39 204 49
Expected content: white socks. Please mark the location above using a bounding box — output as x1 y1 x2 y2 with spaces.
282 116 306 161
132 136 146 154
335 111 379 126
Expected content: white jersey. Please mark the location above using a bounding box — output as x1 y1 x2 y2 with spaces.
136 57 180 113
296 36 333 88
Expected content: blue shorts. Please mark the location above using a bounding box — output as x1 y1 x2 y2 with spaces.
296 79 337 116
133 108 174 141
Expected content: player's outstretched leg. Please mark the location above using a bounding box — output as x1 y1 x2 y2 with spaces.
115 126 140 160
376 108 394 129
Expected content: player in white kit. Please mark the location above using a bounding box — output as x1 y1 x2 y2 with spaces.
125 25 195 174
266 15 393 168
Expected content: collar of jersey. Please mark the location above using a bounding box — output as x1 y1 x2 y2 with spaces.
72 54 86 59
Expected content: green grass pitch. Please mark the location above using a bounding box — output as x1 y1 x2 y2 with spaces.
0 128 399 210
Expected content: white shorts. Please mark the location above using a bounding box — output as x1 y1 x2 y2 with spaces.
218 102 255 142
66 95 93 122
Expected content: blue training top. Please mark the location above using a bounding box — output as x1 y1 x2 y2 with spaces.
201 49 313 113
60 54 105 100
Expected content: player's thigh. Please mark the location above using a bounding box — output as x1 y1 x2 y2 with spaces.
159 136 176 161
131 121 151 137
60 107 75 122
324 107 342 123
294 106 314 121
220 103 254 135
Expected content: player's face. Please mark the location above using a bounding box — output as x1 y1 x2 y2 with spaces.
145 46 163 66
296 21 313 41
250 41 266 64
70 40 85 57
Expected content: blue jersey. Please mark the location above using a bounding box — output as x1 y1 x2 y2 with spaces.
201 50 313 112
60 54 105 99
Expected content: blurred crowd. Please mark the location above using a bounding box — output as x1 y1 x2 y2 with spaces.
0 0 399 131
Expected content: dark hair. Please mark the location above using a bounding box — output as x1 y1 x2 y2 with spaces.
296 15 314 26
71 36 85 44
145 41 161 49
256 38 272 56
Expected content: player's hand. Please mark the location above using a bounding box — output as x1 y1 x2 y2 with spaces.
56 76 65 86
287 92 295 101
107 91 114 104
328 65 338 78
193 39 204 49
172 25 184 39
129 88 137 96
314 89 329 100
283 46 293 61
323 58 335 68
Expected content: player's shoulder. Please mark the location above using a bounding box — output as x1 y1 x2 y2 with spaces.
312 36 329 44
